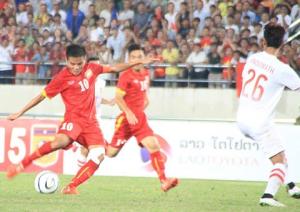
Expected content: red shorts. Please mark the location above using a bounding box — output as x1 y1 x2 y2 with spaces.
110 112 153 149
58 119 104 148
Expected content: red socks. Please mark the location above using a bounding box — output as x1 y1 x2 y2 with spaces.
21 142 53 167
150 151 166 182
69 160 99 187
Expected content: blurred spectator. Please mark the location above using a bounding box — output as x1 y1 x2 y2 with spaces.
79 0 93 16
66 0 85 38
193 0 210 30
241 1 256 23
85 3 99 21
32 45 49 84
13 38 29 84
51 1 67 22
89 17 105 42
133 2 150 37
162 40 180 88
96 41 113 83
106 27 125 63
16 2 28 25
207 43 222 88
152 45 165 87
178 42 190 87
49 42 64 77
34 2 50 25
0 35 13 84
186 38 208 88
221 47 234 88
100 0 118 27
165 2 177 39
74 25 89 44
291 0 300 21
50 13 68 33
118 0 134 24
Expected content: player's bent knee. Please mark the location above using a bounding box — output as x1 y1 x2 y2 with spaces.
142 136 160 152
105 146 120 158
89 147 105 164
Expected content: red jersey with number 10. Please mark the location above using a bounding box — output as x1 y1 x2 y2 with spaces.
117 68 150 113
43 63 103 122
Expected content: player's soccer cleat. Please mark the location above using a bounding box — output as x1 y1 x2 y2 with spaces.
287 185 300 199
259 198 286 207
61 185 79 195
6 164 24 180
161 178 179 192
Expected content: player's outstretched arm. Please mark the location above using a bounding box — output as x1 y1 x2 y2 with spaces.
115 91 138 125
7 94 46 121
106 56 159 73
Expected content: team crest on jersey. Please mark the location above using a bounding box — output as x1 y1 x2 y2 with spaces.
85 69 93 79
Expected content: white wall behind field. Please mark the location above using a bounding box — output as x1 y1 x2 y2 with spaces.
0 85 299 120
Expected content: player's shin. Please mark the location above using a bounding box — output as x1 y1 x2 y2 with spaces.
263 163 286 197
69 148 104 188
22 142 53 167
150 151 166 182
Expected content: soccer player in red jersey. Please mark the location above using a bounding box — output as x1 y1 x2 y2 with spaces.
6 44 154 194
106 44 178 192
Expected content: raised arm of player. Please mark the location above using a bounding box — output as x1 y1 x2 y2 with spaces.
103 56 158 73
115 90 138 125
7 94 46 121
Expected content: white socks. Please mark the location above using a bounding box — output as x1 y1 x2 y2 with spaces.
264 163 286 196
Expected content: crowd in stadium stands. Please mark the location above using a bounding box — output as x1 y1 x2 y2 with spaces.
0 0 299 87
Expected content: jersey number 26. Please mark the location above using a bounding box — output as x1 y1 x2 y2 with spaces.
242 69 268 101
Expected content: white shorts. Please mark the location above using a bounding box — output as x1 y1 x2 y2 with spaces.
237 122 285 159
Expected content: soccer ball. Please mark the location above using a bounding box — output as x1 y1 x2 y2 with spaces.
34 170 59 194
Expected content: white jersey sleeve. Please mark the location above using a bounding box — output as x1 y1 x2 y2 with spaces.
275 63 300 90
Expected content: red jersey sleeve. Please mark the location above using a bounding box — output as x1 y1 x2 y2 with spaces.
116 72 129 95
88 63 104 76
42 74 63 99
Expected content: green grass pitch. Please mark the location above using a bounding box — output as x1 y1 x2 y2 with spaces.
0 173 299 212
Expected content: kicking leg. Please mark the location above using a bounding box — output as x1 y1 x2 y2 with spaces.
7 133 71 179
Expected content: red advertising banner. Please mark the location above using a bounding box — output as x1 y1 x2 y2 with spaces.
0 119 63 173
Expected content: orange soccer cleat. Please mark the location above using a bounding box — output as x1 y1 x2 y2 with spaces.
161 178 179 192
61 185 79 195
6 164 24 180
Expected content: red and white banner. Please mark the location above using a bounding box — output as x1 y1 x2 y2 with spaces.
1 118 300 182
0 119 63 173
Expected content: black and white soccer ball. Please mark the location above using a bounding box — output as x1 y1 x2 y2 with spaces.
34 170 59 194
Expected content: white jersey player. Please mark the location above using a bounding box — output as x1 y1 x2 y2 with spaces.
237 24 300 207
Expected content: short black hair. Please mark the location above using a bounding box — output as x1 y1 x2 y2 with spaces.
128 43 143 54
264 23 285 48
66 44 86 58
